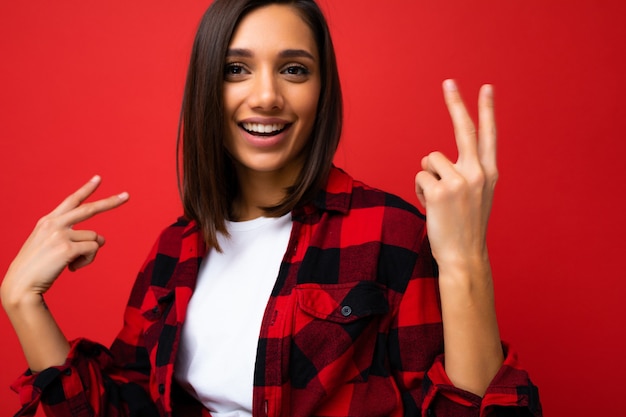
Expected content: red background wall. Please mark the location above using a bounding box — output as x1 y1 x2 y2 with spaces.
1 1 624 415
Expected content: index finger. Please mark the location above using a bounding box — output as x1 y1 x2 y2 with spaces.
49 175 103 217
442 79 478 165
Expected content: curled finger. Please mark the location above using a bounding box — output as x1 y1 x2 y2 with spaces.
414 170 440 208
69 229 105 247
422 151 458 181
67 240 102 272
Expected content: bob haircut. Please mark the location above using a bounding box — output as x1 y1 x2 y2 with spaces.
177 0 343 250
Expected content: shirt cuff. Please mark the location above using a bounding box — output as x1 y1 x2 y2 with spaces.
421 343 542 417
10 339 111 417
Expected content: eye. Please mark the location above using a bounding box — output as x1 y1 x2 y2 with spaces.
282 64 310 77
224 63 248 80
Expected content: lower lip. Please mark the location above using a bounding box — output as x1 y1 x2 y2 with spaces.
239 125 292 148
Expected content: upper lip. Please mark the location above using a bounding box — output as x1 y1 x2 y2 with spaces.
238 117 291 125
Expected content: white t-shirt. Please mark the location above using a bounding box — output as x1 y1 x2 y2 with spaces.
174 214 293 417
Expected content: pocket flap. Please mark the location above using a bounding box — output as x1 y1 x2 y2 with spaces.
296 281 388 323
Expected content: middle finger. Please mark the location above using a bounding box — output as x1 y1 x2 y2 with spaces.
61 192 129 227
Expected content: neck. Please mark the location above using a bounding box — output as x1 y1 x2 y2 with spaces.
231 165 301 221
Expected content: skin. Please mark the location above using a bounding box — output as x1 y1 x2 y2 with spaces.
1 4 502 400
415 80 504 395
222 5 321 220
0 175 128 370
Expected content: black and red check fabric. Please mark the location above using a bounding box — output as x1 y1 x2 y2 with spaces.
11 167 541 417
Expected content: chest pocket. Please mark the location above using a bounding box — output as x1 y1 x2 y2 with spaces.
296 280 389 323
291 281 390 388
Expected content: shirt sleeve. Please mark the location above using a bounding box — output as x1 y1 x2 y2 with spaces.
10 337 157 417
388 219 542 417
422 343 542 416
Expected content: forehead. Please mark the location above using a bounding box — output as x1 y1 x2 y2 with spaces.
229 4 318 58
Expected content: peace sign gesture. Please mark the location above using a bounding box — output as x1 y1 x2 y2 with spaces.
415 80 497 271
2 176 129 301
0 176 128 371
415 80 504 396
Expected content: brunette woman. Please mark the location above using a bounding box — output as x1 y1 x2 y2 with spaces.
2 0 541 416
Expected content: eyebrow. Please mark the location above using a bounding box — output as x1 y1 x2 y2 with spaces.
226 48 316 61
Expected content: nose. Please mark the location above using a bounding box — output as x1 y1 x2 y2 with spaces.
247 68 283 110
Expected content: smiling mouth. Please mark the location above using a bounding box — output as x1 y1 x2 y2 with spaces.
241 122 289 137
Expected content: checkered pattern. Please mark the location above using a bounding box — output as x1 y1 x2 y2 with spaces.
11 167 541 417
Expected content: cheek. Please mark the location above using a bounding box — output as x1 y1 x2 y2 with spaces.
298 85 321 133
223 82 249 121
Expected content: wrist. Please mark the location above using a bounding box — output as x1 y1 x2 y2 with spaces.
437 254 491 283
1 281 45 313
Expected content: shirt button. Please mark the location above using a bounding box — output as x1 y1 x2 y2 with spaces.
158 384 165 394
341 305 352 317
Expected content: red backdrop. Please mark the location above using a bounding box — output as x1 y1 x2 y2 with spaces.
1 1 625 415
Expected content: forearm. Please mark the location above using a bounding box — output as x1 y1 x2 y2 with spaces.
1 286 70 372
438 258 504 397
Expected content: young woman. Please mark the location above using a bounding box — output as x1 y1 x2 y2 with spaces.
1 0 541 416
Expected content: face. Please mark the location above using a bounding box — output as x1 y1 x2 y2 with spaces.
223 4 321 183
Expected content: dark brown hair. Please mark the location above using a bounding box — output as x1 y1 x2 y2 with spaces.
177 0 343 250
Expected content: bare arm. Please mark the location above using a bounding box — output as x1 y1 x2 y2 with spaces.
415 80 503 396
1 175 129 371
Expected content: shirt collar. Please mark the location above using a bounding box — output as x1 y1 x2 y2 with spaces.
309 165 353 215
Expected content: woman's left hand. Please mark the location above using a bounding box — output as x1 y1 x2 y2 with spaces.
415 79 497 274
414 80 503 396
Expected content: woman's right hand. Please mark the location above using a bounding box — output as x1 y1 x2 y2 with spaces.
1 175 129 305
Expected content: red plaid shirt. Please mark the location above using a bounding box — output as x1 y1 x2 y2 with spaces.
11 167 541 417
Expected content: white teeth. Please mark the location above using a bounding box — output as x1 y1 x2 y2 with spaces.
242 122 285 134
